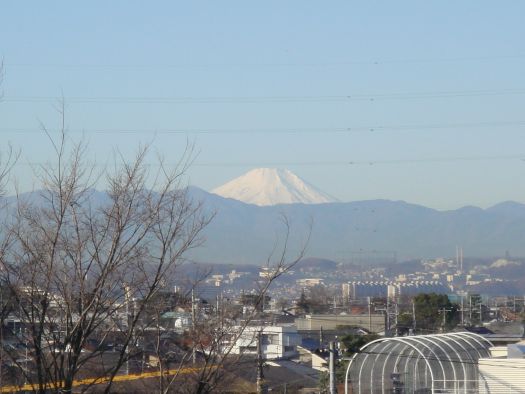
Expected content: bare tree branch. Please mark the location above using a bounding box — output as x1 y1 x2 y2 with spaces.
0 125 211 393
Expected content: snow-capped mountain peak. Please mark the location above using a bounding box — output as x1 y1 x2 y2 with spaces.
211 168 337 206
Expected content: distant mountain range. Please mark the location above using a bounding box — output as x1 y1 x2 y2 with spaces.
5 185 525 265
189 186 525 264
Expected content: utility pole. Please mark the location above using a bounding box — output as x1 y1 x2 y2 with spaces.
469 295 472 324
220 292 224 328
124 284 131 375
192 289 197 365
394 302 399 337
439 308 452 333
367 297 372 332
329 341 337 394
412 299 416 333
216 293 220 318
256 330 268 394
479 302 483 324
386 297 390 334
24 328 28 386
460 295 465 326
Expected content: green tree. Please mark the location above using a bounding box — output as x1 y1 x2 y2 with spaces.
396 311 414 335
319 334 378 393
340 333 379 356
413 293 459 333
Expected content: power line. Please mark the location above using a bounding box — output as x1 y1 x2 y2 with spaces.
191 155 525 167
9 150 525 168
2 120 525 135
9 154 525 168
3 88 525 104
6 53 525 68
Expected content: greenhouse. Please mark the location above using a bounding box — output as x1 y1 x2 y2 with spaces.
345 332 493 393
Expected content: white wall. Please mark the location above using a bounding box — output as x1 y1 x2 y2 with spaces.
231 325 301 360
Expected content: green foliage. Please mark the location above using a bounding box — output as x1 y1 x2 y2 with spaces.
396 311 414 334
413 293 459 333
318 359 352 392
318 371 329 393
318 333 378 392
340 333 379 356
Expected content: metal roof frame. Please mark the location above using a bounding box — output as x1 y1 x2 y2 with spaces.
345 332 492 394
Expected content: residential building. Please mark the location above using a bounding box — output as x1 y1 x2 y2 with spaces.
231 325 301 360
295 313 385 333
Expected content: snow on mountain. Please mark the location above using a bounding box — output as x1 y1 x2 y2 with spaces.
211 168 337 206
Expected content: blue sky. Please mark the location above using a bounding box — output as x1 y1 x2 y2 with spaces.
1 1 525 209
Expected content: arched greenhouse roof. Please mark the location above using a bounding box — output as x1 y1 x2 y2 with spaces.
346 332 492 393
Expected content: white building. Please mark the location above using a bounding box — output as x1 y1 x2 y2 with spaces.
161 311 192 332
296 278 324 287
387 284 399 299
259 266 286 278
231 325 301 360
479 341 525 392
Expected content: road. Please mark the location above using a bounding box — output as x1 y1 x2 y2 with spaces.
0 366 203 393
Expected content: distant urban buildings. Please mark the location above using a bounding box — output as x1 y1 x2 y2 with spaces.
342 280 449 301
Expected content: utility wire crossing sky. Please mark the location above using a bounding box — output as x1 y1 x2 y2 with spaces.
1 1 525 209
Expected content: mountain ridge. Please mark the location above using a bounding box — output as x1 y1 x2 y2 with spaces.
4 187 525 264
187 186 525 263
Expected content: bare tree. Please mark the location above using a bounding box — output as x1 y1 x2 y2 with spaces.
0 61 20 197
0 128 211 393
0 60 22 388
0 71 309 391
145 215 311 394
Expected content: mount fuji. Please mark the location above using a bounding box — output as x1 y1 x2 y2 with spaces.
211 168 337 206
